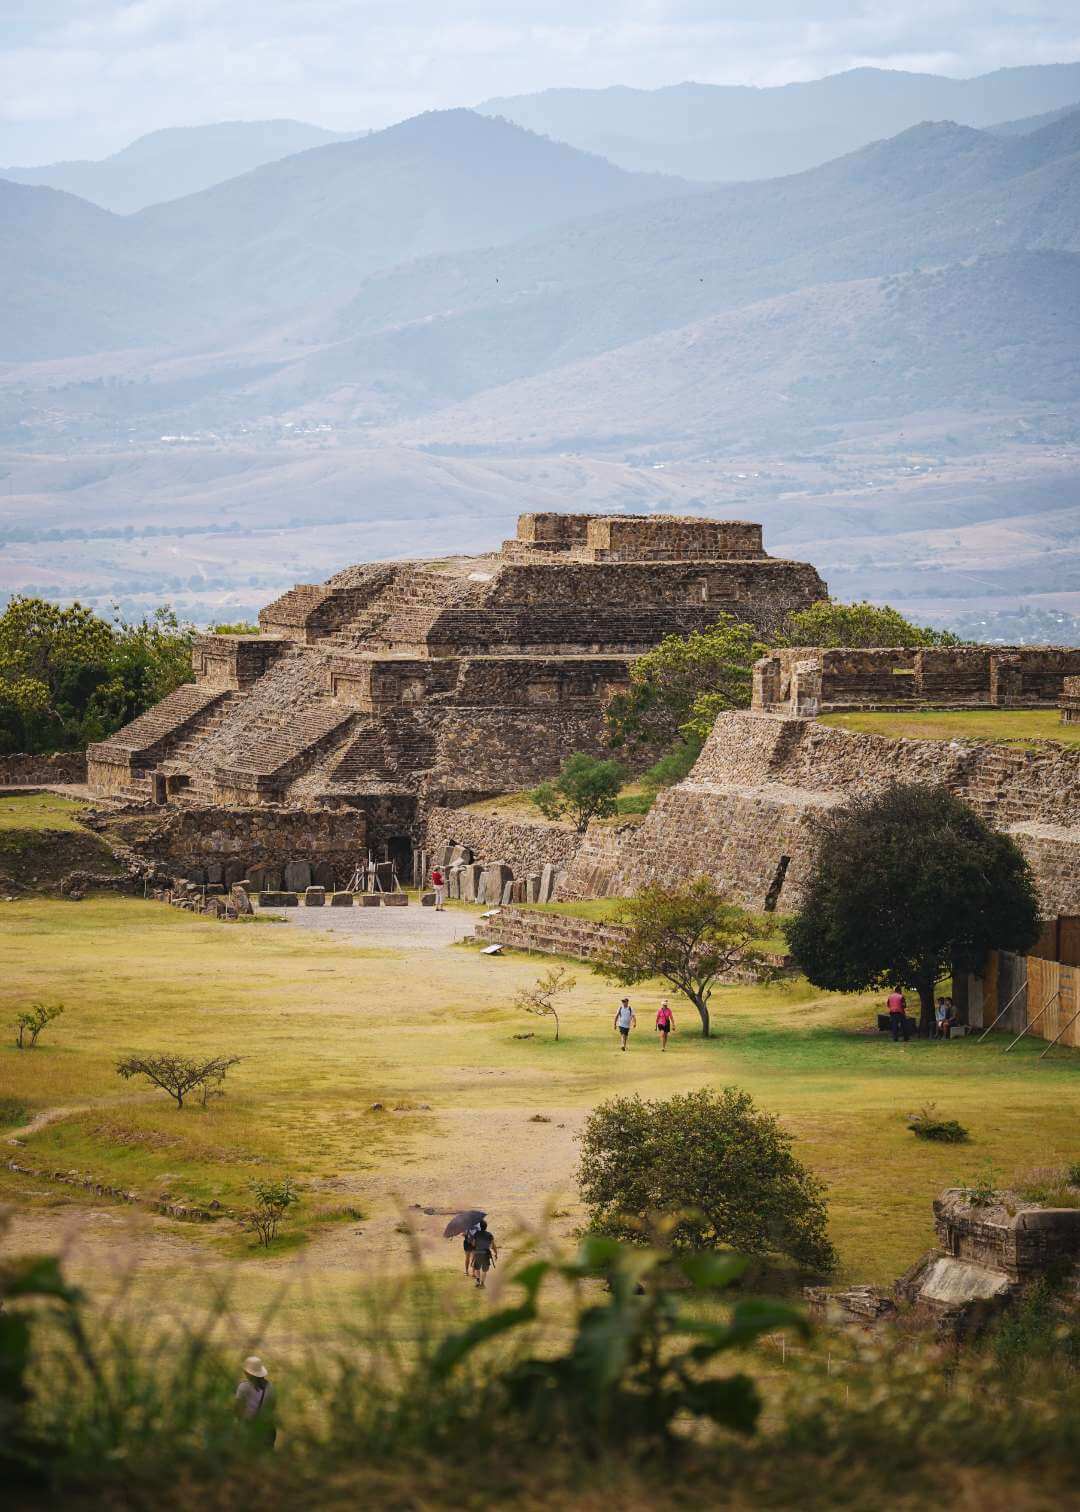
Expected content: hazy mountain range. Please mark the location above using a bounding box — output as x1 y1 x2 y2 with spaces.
0 120 359 215
1 62 1079 629
478 62 1080 179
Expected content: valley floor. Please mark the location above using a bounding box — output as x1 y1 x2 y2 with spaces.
2 892 1079 1351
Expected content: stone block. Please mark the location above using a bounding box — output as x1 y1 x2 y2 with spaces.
313 861 336 891
204 884 224 896
231 886 253 916
481 861 513 904
330 892 355 907
539 863 556 903
187 867 207 885
258 891 284 907
435 842 453 868
448 866 463 899
224 861 247 887
360 893 381 907
304 886 326 906
206 863 224 885
450 845 474 867
501 881 514 905
285 861 312 892
383 892 408 906
526 874 542 903
461 863 484 903
421 891 437 907
280 893 299 907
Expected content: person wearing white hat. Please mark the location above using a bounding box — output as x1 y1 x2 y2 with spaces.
235 1355 276 1445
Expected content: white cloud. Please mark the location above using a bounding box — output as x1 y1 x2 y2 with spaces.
1 1 1078 161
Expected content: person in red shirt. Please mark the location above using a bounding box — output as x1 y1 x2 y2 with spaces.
886 987 910 1042
431 866 446 911
655 1001 675 1051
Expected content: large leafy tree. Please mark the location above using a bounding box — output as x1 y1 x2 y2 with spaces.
785 600 959 648
606 614 769 752
598 877 772 1037
0 597 194 753
785 784 1040 1036
578 1086 836 1272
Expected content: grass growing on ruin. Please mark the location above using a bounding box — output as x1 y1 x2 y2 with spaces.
1 896 1078 1318
0 792 90 832
820 708 1080 747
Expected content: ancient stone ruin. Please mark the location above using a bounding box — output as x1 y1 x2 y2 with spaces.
811 1186 1080 1337
85 513 825 881
754 645 1080 718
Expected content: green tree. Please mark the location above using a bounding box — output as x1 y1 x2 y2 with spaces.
598 877 772 1037
578 1087 836 1272
0 597 194 753
785 600 960 648
530 753 625 833
785 784 1040 1036
13 1002 64 1050
606 614 769 751
116 1052 241 1109
210 621 259 635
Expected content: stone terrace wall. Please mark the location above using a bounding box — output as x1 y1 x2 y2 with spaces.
422 806 583 879
0 752 87 785
558 712 1080 914
754 646 1080 713
475 906 631 962
87 805 367 890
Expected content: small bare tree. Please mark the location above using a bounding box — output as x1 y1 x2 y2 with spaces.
514 966 577 1041
243 1176 300 1247
115 1052 241 1109
14 1002 64 1049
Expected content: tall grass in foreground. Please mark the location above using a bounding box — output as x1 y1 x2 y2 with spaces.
4 1219 1080 1506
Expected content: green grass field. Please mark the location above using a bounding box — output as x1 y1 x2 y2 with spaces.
0 791 91 832
820 708 1080 746
2 893 1078 1323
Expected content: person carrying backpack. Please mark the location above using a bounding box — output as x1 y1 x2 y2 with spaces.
469 1219 498 1288
614 998 636 1051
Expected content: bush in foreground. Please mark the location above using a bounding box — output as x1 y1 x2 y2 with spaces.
578 1086 837 1273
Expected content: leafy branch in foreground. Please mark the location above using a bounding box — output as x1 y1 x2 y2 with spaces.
115 1052 241 1109
428 1231 808 1448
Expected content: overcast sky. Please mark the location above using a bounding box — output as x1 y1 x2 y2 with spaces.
2 0 1079 163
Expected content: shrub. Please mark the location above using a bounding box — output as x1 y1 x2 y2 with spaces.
530 754 626 832
0 1096 29 1128
578 1086 836 1272
243 1177 300 1247
115 1052 241 1109
13 1002 63 1050
907 1104 969 1143
514 966 577 1041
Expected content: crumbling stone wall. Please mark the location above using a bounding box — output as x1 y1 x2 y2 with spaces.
0 752 87 785
422 807 583 879
754 646 1080 714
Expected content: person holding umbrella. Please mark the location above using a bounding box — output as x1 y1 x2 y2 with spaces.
444 1209 486 1277
469 1219 498 1288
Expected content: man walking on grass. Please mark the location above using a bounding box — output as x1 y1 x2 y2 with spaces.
614 997 636 1051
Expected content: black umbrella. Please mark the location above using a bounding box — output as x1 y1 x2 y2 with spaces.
443 1209 486 1239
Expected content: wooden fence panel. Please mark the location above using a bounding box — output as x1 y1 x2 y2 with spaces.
997 952 1027 1033
1026 956 1061 1043
1058 964 1080 1048
1059 917 1080 969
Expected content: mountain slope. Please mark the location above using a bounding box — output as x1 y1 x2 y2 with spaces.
133 110 690 318
383 251 1080 450
1 120 358 214
478 63 1080 180
0 180 195 361
275 115 1080 425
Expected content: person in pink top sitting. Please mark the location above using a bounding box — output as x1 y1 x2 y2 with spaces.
655 1000 675 1050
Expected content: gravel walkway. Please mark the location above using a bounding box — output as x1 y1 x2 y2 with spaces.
256 901 479 949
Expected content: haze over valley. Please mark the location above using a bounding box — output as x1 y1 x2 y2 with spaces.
3 62 1080 636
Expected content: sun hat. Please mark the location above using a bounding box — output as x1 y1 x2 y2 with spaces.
243 1355 269 1378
